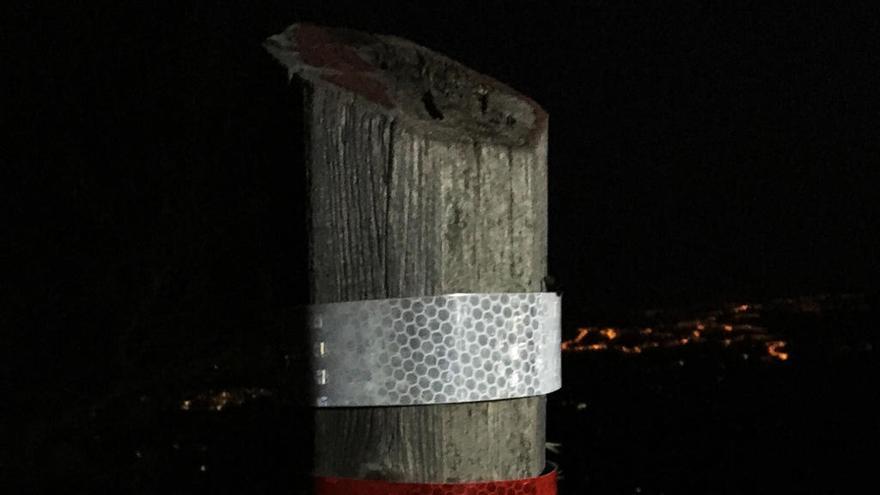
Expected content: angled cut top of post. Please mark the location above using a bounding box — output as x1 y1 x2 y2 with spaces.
264 23 547 147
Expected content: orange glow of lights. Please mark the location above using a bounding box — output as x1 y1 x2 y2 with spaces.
600 328 619 340
640 327 654 335
723 324 734 332
574 327 591 343
562 327 593 350
767 341 790 361
679 338 690 345
734 304 750 313
692 330 701 338
178 388 272 412
587 343 608 351
696 323 706 331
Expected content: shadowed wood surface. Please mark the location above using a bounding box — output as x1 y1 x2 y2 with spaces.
267 23 549 482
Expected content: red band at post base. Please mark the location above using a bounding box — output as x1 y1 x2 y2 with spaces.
315 466 557 495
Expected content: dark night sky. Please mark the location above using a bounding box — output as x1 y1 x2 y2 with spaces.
5 1 879 414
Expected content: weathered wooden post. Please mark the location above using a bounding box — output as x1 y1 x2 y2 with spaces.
265 23 553 488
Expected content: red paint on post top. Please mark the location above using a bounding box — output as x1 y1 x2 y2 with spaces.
315 466 557 495
292 24 393 108
321 72 394 109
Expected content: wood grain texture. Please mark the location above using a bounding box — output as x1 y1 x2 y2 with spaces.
268 24 549 482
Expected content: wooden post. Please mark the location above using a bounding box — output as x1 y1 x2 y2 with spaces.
266 24 550 483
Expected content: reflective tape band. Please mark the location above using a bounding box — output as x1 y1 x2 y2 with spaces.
315 464 557 495
309 292 561 407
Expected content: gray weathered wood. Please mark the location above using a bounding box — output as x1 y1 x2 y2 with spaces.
266 24 549 482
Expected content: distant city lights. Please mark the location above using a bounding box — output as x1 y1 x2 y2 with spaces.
559 298 808 363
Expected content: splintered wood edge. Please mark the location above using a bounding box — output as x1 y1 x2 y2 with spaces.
264 23 548 147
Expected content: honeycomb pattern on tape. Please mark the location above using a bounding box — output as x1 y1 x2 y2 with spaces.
308 293 561 407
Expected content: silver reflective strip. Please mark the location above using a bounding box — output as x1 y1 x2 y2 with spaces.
308 292 561 407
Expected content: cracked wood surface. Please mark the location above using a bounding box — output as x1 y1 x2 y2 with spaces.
267 23 549 482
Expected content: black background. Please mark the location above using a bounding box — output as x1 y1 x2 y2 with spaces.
4 0 879 492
